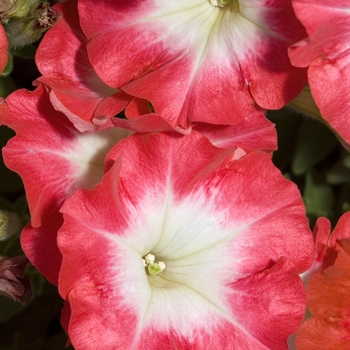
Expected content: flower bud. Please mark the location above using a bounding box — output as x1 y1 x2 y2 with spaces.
0 0 37 23
0 210 21 241
0 254 31 303
3 2 60 48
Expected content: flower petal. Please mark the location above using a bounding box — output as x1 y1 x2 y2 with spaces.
0 24 8 74
35 0 135 132
79 0 307 128
289 5 350 144
2 85 131 283
193 109 277 153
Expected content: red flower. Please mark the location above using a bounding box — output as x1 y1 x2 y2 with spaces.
2 86 133 283
78 0 307 129
58 131 313 349
289 0 350 145
2 84 277 284
296 212 350 349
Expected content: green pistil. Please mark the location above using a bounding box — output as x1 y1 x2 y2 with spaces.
148 263 162 275
142 253 166 276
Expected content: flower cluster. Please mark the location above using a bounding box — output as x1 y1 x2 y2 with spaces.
0 0 349 349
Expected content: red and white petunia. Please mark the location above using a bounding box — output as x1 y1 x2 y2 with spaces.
78 0 307 129
58 131 314 349
296 212 350 349
2 85 133 284
1 83 277 283
289 0 350 144
35 0 154 132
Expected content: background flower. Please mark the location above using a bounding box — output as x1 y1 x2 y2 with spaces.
296 213 350 349
289 0 350 145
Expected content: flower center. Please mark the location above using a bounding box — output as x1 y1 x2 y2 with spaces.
209 0 231 7
142 253 166 276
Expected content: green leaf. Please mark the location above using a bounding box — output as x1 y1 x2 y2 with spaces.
292 118 337 176
326 154 350 185
267 107 299 172
1 54 13 77
0 297 25 324
13 196 29 224
0 76 17 98
10 45 37 59
0 197 13 211
303 170 335 219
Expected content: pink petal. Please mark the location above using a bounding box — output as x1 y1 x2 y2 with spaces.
0 24 8 74
0 97 7 122
20 213 64 284
289 8 350 144
228 258 307 350
35 0 133 132
193 109 277 153
292 0 350 36
79 0 307 128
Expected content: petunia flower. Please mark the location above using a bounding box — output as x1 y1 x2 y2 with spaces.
299 216 338 287
289 0 350 145
78 0 307 129
35 0 154 133
58 131 314 349
296 212 350 349
2 85 133 284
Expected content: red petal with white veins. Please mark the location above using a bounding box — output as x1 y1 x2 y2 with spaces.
79 0 307 128
58 131 313 349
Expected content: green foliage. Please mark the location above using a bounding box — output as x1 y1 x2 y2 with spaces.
267 108 350 228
